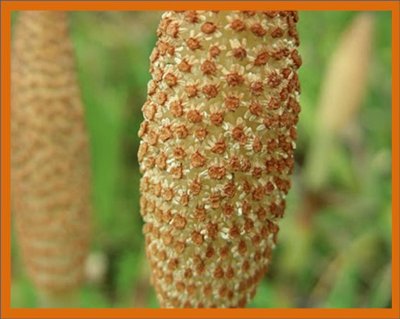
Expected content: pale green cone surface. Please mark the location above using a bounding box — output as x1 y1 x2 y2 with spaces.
139 10 301 308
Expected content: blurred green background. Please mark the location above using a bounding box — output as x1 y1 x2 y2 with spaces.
11 11 392 308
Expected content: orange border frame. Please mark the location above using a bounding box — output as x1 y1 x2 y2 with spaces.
1 1 399 318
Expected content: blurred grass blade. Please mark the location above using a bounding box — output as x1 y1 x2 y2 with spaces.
305 13 375 191
368 262 392 307
313 228 379 307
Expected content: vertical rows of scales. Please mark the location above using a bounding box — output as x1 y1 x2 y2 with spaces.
138 11 301 308
11 11 91 296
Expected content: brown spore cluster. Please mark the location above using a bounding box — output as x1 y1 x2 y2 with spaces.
138 10 301 308
11 11 91 295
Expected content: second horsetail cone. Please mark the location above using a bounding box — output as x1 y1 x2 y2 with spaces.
11 11 91 302
138 11 301 308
